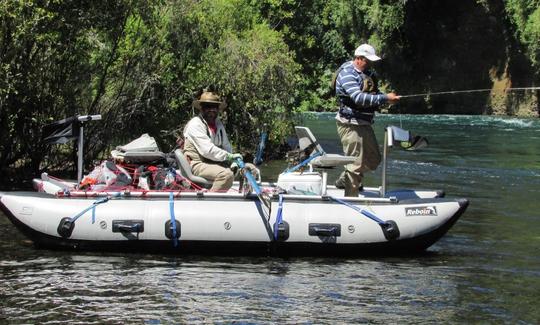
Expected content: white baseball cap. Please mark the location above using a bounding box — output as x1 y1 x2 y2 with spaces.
354 44 381 61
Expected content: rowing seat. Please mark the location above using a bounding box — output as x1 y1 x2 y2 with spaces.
294 126 358 168
173 149 213 189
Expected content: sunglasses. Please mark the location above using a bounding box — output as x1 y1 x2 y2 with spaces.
201 104 220 110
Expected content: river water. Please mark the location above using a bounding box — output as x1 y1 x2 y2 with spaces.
1 114 539 324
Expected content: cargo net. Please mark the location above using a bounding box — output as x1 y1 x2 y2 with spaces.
43 156 271 196
77 158 201 192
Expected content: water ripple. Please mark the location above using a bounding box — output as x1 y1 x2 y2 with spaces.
2 114 540 324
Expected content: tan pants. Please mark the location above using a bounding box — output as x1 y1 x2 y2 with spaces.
336 121 381 197
191 161 234 192
183 138 234 192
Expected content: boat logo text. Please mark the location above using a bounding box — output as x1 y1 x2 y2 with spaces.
405 206 438 216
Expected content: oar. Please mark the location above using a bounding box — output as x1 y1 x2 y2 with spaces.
253 131 267 166
235 157 274 240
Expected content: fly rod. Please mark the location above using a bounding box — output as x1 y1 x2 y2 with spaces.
400 86 540 98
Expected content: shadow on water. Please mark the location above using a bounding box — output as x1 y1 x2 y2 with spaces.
1 114 540 324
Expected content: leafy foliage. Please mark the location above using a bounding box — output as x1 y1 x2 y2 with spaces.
505 0 540 68
0 0 539 188
0 0 300 186
0 0 138 184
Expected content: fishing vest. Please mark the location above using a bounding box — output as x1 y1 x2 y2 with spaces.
337 71 379 123
183 116 227 164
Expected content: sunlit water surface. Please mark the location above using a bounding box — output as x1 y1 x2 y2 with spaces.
1 114 539 324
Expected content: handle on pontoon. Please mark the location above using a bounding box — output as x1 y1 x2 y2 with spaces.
112 220 144 233
309 223 341 237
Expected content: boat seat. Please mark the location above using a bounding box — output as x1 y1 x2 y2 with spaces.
111 133 167 163
173 149 213 189
294 126 358 168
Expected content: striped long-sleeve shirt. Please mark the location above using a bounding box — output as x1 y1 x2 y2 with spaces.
335 61 388 125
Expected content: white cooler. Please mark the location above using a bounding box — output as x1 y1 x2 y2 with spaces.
276 172 326 195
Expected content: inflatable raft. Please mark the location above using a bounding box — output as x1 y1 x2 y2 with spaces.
0 122 469 256
0 189 467 255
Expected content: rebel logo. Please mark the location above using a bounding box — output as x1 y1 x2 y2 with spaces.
405 206 438 216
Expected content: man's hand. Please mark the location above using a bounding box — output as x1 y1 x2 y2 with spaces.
387 92 401 105
230 161 239 173
227 153 243 162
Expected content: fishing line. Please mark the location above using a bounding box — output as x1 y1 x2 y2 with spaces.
392 86 539 128
400 86 540 98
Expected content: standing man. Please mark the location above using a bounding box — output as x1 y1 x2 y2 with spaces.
334 44 400 197
183 91 242 192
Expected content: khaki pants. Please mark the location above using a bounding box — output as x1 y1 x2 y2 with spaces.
184 138 234 192
191 161 234 192
336 121 381 197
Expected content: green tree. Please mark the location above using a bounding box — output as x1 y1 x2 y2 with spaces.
0 0 301 187
0 0 141 185
254 0 405 112
149 0 301 154
504 0 540 70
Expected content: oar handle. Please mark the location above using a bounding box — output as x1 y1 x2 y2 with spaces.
254 131 267 166
235 157 246 169
235 158 262 195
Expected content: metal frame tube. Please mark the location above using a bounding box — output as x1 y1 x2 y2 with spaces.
381 128 388 197
77 125 84 185
75 115 101 185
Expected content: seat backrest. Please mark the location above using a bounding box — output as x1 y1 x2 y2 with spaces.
293 126 359 168
294 126 325 154
173 149 213 188
386 125 410 147
386 125 428 151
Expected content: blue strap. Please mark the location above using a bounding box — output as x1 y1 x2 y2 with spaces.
169 192 178 247
70 197 110 223
329 196 387 225
283 151 324 174
273 194 284 240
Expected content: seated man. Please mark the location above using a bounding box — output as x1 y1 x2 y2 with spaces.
183 91 242 192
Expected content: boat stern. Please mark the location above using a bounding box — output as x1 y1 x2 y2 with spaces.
400 197 469 252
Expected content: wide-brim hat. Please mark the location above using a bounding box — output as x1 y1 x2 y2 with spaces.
193 91 227 110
